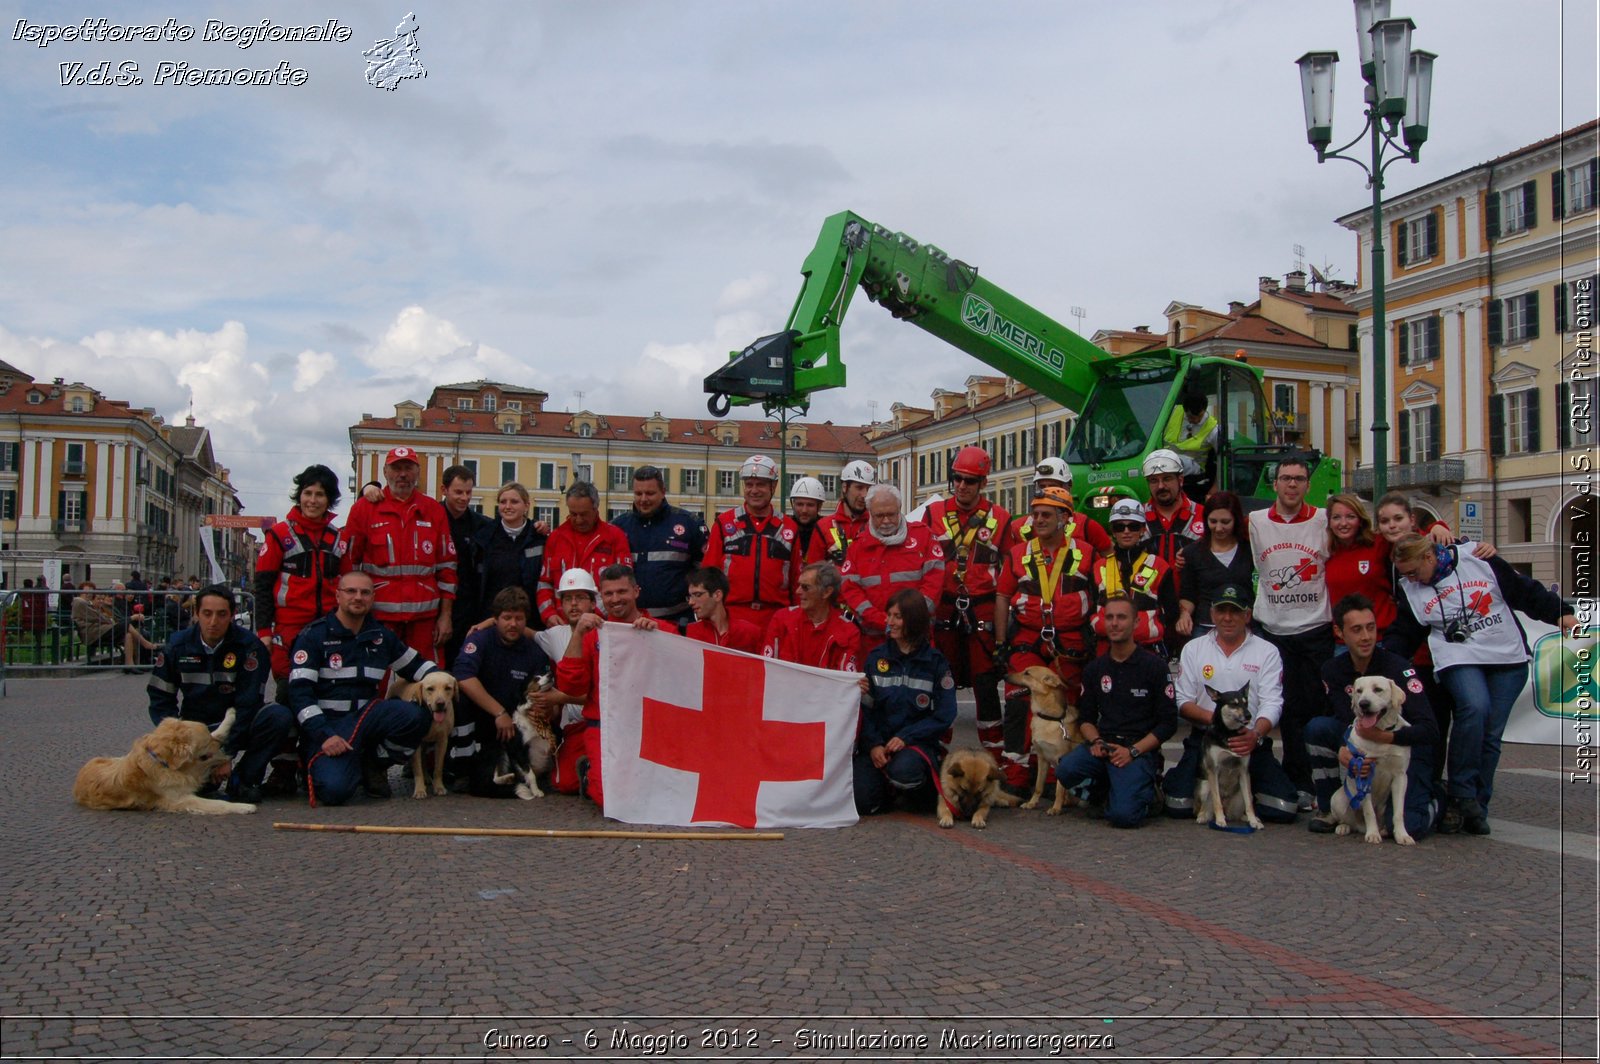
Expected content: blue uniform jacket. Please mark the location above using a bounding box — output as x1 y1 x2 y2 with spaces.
146 623 271 750
1320 647 1439 750
471 518 547 609
859 640 958 751
286 612 436 746
613 502 708 617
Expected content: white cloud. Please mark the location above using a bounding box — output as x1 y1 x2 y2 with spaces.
292 350 336 392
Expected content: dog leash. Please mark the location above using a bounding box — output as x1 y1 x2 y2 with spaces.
304 700 380 808
1342 728 1374 811
902 745 960 819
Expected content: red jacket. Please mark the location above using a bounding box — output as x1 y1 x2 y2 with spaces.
1091 549 1176 647
338 491 456 623
923 498 1016 601
839 522 945 641
536 519 633 627
685 618 765 654
555 627 603 722
255 508 340 633
764 606 862 672
1328 539 1397 633
703 507 802 611
815 504 870 566
998 538 1098 645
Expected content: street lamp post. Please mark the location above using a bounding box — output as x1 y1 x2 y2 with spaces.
1297 0 1435 498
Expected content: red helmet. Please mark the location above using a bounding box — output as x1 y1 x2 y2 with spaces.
951 445 991 479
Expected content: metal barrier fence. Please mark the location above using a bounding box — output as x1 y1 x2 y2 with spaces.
0 587 257 674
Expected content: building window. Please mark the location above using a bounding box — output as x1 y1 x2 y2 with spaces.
1491 388 1541 456
501 422 517 435
457 398 473 410
506 401 521 412
26 392 41 405
717 470 737 496
1397 212 1438 265
790 434 802 448
68 396 85 412
1400 315 1441 365
483 393 497 412
0 442 17 472
535 505 557 526
401 417 415 430
0 489 14 520
575 464 593 485
1399 405 1440 463
1488 292 1539 346
578 423 593 438
1507 498 1533 543
1487 180 1536 238
917 454 927 487
1556 159 1599 217
499 460 516 485
1556 276 1597 333
681 468 703 494
1559 380 1596 449
60 489 87 521
538 462 555 491
462 459 478 482
650 429 665 443
609 465 632 490
63 442 86 476
820 474 838 497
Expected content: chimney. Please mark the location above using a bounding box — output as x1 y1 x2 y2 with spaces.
1228 301 1247 316
185 414 196 428
1259 275 1279 294
1285 270 1307 292
1133 325 1151 334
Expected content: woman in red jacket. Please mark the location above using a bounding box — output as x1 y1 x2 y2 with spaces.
1325 493 1395 638
255 465 342 687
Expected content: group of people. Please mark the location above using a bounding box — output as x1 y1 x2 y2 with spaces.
132 440 1577 839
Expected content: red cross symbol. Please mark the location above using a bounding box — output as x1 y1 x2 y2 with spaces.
639 649 826 827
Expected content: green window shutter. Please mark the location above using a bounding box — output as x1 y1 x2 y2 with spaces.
1397 320 1409 363
1559 382 1571 448
1553 169 1566 219
1525 290 1540 341
1489 395 1506 457
1427 315 1441 359
1396 221 1408 266
1556 283 1568 333
1522 181 1537 228
1398 408 1411 461
1526 388 1541 453
1428 408 1441 461
1487 299 1503 346
1590 160 1600 210
1486 189 1501 239
1426 214 1439 258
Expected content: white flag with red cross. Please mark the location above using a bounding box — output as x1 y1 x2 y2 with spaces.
599 623 860 829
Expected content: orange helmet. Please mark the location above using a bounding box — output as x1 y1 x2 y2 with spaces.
951 445 991 479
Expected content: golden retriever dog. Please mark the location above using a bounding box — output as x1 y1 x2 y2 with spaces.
74 708 253 815
1329 676 1414 846
937 746 1019 829
1013 665 1083 815
391 670 458 799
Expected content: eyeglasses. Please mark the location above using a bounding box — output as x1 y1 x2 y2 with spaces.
1276 474 1308 483
337 587 375 597
1111 523 1144 532
950 474 983 486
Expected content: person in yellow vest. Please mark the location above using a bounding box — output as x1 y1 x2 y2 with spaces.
1162 392 1218 501
1091 498 1177 656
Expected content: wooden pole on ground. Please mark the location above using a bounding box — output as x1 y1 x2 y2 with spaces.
273 822 782 841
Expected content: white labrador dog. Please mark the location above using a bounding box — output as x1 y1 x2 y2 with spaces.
1329 676 1414 846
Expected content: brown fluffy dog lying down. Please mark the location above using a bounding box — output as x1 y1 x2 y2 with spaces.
937 746 1019 829
74 708 254 815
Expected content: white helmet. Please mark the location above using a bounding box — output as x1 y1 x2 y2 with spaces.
790 476 826 502
1108 498 1147 526
840 460 875 485
557 569 598 597
1141 449 1184 477
740 454 778 481
1033 457 1072 487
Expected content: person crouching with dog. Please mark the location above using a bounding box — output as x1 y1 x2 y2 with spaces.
1056 593 1177 828
147 584 291 806
286 571 436 806
853 589 957 815
453 587 552 798
1305 593 1441 840
1160 584 1300 823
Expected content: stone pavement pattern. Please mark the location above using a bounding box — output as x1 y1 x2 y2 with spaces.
1 673 1595 1060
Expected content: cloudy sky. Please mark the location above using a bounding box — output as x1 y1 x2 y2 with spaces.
0 0 1593 518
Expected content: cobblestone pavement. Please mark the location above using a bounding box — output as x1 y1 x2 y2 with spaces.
1 672 1595 1061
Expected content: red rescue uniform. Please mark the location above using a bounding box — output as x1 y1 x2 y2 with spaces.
763 606 862 672
536 519 632 628
838 523 945 645
338 490 457 663
702 507 803 637
255 507 341 680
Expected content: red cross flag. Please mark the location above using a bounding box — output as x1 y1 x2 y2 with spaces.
599 624 860 829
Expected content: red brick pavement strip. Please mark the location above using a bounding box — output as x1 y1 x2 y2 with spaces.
924 816 1568 1060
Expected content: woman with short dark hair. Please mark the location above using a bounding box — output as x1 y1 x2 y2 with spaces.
853 588 955 816
254 464 343 688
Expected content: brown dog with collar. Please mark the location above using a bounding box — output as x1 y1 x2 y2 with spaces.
1012 665 1083 815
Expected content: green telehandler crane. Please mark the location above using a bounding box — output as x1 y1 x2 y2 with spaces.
704 210 1341 515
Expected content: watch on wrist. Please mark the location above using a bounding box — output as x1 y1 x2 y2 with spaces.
1129 746 1142 760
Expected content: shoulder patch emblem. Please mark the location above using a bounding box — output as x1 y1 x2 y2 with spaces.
245 653 258 671
1358 559 1371 575
915 693 930 708
1402 668 1417 677
1101 674 1113 693
876 658 890 673
781 528 794 541
421 540 434 555
154 651 165 669
258 541 270 557
673 524 685 535
329 653 343 669
1201 664 1215 680
941 674 954 689
462 641 478 654
1407 678 1424 694
293 649 309 665
724 523 736 534
222 653 237 669
1165 682 1175 700
978 528 991 541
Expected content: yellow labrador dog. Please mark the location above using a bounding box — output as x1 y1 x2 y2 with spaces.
1329 676 1415 846
74 709 253 814
390 671 459 799
1012 665 1083 815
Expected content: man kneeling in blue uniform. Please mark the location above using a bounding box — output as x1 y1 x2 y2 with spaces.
147 584 290 805
1306 593 1440 840
453 586 552 797
287 571 435 806
1057 594 1177 827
